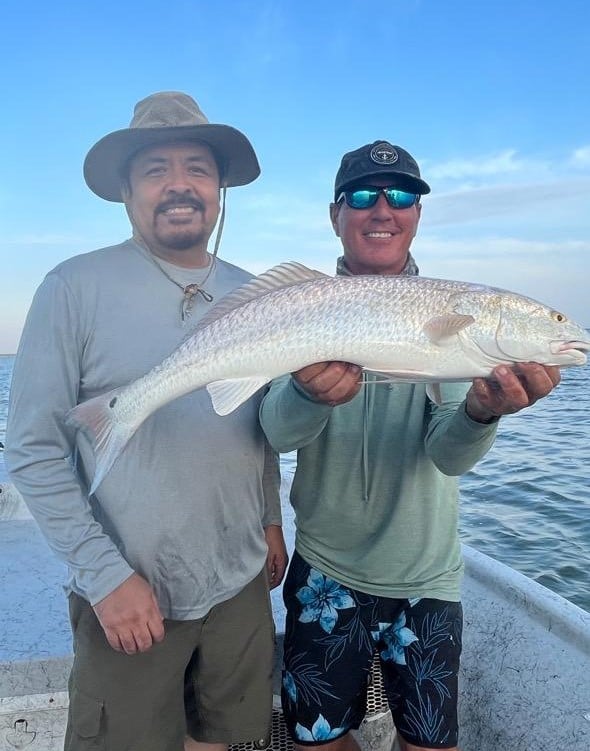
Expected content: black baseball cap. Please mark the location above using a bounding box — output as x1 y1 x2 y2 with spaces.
334 140 430 201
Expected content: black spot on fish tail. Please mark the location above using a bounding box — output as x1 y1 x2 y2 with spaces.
109 397 118 408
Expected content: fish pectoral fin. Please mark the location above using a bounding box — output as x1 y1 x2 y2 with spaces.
206 377 271 416
423 314 475 344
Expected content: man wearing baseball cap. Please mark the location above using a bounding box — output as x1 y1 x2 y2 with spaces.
6 92 287 751
260 141 559 750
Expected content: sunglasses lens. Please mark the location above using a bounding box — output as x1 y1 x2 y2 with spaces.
345 189 379 209
384 188 418 209
342 187 418 210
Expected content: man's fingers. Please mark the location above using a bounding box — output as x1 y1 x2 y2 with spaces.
269 556 288 589
104 620 162 654
470 364 561 421
133 627 156 653
547 365 562 387
513 363 560 398
119 629 141 655
148 617 166 644
301 362 362 404
491 366 530 407
104 629 123 652
294 362 332 384
93 573 165 654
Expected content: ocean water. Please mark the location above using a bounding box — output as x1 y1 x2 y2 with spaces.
1 353 589 612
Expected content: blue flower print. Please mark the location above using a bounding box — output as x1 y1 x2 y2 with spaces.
372 613 418 665
283 671 297 702
295 714 347 742
297 569 355 634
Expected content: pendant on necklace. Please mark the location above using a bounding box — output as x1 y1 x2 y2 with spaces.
181 284 199 321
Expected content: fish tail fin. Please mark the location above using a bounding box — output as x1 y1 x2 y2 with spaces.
66 387 137 494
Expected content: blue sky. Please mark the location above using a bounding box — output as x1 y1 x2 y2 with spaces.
2 0 589 353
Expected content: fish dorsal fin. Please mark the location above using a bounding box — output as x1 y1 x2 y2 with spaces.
194 262 329 332
423 314 475 344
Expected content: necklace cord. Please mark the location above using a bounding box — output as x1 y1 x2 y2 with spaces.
127 186 226 320
142 248 216 320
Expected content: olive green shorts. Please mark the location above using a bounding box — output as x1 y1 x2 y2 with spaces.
64 569 275 751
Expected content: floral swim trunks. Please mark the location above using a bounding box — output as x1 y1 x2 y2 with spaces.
281 551 462 749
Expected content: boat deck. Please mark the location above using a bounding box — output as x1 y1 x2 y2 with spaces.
2 481 590 750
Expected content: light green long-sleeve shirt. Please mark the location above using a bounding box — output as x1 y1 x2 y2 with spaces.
6 240 281 618
260 375 498 601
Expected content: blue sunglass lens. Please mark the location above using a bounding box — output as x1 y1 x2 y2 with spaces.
344 188 418 210
347 189 378 208
384 188 417 209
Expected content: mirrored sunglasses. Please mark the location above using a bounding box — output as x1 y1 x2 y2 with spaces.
337 186 419 210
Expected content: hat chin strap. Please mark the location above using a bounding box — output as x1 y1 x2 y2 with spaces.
211 185 227 258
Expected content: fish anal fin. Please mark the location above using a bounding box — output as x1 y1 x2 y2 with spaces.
423 314 475 344
206 377 270 415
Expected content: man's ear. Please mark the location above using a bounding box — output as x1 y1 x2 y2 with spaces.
329 202 341 237
413 202 422 238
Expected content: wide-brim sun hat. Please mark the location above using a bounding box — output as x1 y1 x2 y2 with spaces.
84 91 260 202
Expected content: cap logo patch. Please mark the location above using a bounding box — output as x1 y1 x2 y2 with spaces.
370 142 398 165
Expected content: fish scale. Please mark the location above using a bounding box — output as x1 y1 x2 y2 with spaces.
66 262 590 493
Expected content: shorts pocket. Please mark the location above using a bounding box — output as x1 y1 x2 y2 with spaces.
68 686 105 747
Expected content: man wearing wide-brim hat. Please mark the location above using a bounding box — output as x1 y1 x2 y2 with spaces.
6 91 287 751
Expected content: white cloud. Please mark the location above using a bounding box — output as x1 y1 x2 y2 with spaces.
421 177 590 228
571 146 590 167
426 149 525 181
415 234 590 327
425 143 590 190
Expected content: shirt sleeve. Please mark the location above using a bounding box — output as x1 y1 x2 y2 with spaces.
424 382 499 476
261 437 282 527
259 375 334 453
5 271 134 605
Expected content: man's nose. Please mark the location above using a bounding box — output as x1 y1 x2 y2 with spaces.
164 164 194 192
372 192 394 216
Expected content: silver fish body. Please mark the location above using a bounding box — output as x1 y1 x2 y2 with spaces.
67 262 589 492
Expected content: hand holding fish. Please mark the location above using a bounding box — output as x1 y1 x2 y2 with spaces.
466 363 561 422
293 361 363 406
92 572 165 654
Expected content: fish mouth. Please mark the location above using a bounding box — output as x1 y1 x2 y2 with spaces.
550 340 590 364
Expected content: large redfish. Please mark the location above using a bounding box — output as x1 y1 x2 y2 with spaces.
67 262 590 492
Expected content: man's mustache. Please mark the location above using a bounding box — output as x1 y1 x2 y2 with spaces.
156 196 205 213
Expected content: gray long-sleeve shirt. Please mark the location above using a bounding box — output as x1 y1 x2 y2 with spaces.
6 240 281 619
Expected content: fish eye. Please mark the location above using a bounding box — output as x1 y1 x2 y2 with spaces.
550 310 567 323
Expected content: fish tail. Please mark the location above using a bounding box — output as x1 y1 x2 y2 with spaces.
66 387 137 494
